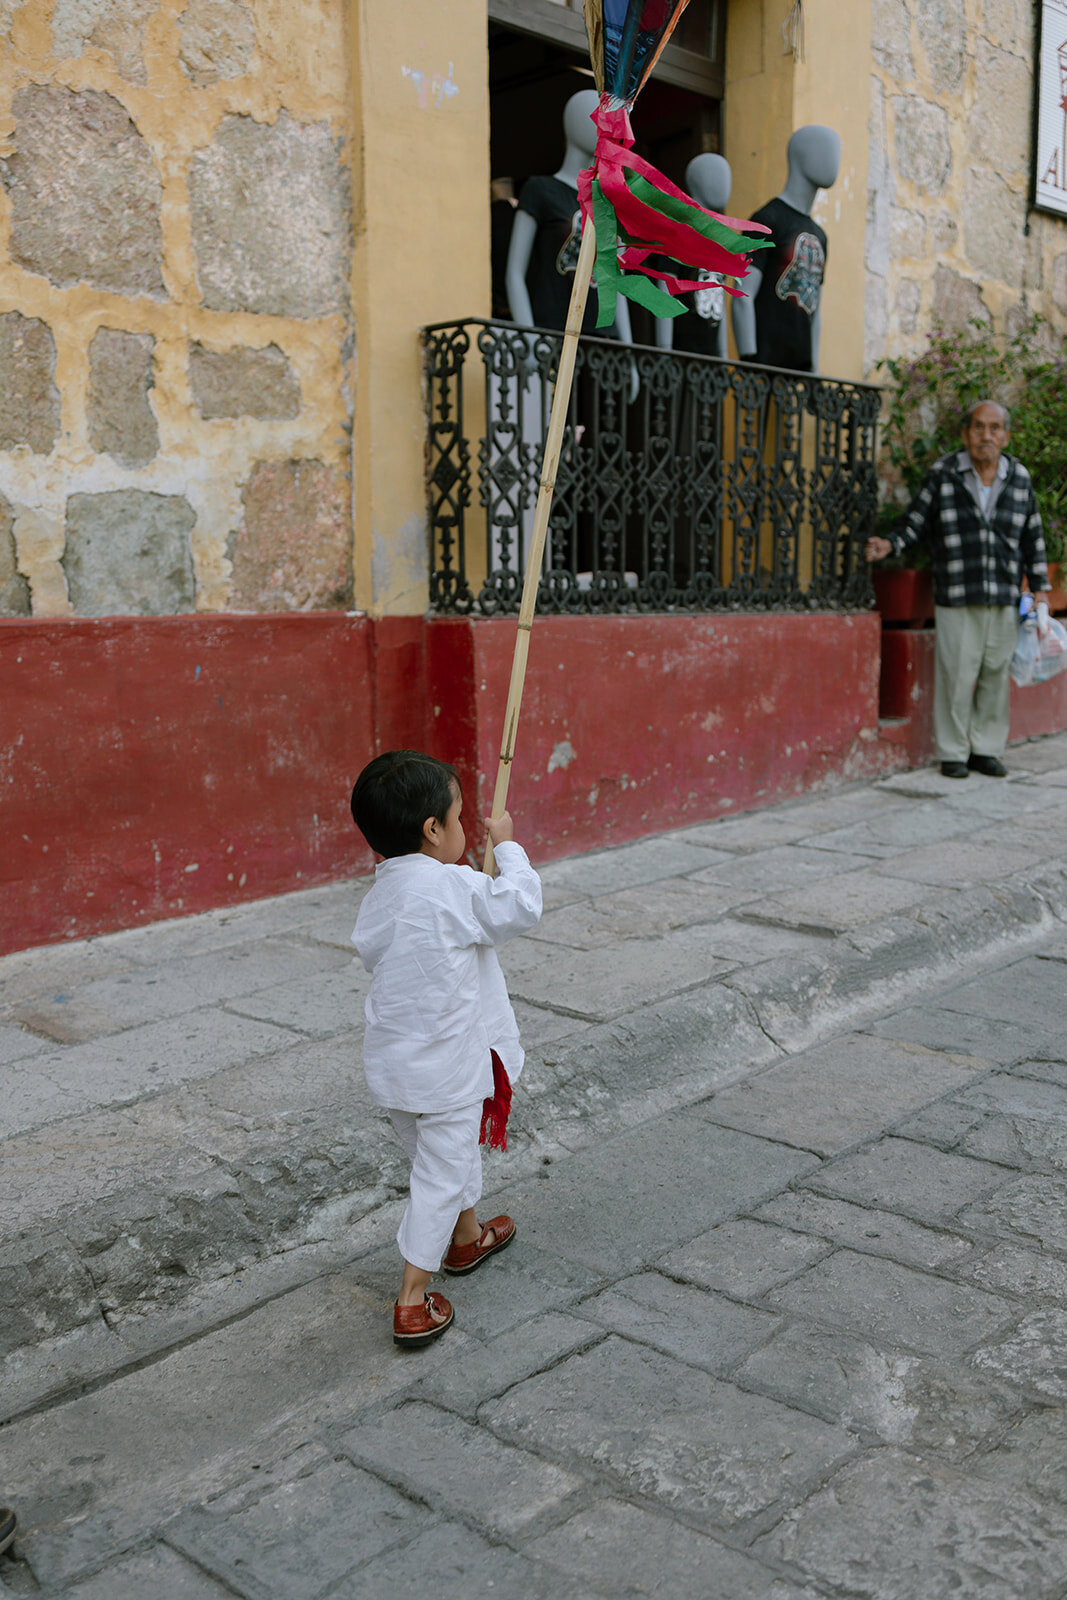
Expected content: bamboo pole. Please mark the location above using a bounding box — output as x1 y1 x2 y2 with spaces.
483 217 598 874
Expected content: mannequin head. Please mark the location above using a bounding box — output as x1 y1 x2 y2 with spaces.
786 125 841 192
562 89 600 160
684 153 732 212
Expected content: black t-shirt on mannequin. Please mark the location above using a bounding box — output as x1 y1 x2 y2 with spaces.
670 271 725 357
515 175 601 335
748 196 827 372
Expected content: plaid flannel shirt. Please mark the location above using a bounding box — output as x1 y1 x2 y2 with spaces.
889 450 1048 607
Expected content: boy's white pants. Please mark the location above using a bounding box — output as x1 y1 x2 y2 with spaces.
388 1101 483 1272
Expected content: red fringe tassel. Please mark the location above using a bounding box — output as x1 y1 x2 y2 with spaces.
480 1051 513 1152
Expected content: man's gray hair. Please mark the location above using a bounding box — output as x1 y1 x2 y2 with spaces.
962 399 1010 429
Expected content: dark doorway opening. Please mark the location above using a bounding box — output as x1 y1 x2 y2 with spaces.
488 22 722 340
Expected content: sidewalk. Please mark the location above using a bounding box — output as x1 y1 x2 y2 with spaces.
2 736 1067 1597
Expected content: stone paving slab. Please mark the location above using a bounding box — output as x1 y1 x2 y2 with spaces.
673 812 817 852
904 1088 1067 1178
764 1247 1017 1357
961 1242 1067 1304
735 1321 1026 1462
796 801 985 859
755 1447 1067 1600
522 1497 820 1600
737 871 950 935
340 1401 586 1542
11 937 351 1044
868 1002 1060 1066
339 1520 571 1600
700 1035 986 1156
876 837 1050 885
970 1408 1067 1510
1013 1055 1067 1086
494 1115 817 1277
219 960 370 1036
956 1174 1067 1254
750 1190 977 1274
2 1008 300 1139
0 940 134 1009
56 1545 234 1600
481 1334 858 1535
0 1271 474 1588
0 1020 46 1065
107 881 369 966
802 1136 1012 1224
168 1446 437 1600
971 1308 1067 1400
411 1310 603 1419
662 1219 833 1302
536 835 727 897
500 924 739 1019
690 844 873 893
937 957 1064 1029
522 876 752 948
574 1271 780 1376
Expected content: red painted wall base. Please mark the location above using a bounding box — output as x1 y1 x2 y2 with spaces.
426 613 894 861
3 609 1064 956
1 616 376 956
876 626 1067 760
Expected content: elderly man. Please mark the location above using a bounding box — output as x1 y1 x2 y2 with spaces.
866 400 1051 778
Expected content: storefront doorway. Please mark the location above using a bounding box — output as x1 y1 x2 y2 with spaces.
487 0 725 338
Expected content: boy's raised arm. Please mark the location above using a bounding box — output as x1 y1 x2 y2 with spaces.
470 827 542 943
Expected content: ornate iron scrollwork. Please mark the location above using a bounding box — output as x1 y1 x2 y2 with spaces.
423 319 881 617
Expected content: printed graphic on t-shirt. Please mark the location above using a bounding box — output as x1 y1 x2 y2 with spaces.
694 269 725 322
775 233 825 315
555 209 583 276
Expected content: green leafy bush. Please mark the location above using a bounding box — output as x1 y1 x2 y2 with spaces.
1011 364 1067 564
876 316 1066 568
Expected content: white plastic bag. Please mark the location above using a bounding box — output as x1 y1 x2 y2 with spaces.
1010 616 1067 687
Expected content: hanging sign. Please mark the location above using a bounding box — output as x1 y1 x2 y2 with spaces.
1034 0 1067 218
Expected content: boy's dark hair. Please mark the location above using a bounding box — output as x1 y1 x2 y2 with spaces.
350 750 459 858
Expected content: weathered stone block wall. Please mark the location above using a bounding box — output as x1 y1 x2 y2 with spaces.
865 0 1066 370
0 0 352 618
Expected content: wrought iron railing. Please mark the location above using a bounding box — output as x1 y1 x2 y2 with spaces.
422 318 879 615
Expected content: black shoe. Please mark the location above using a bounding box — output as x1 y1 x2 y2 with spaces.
0 1507 16 1557
940 761 970 778
968 753 1008 777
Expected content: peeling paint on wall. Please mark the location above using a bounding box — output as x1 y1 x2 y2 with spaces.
401 60 460 110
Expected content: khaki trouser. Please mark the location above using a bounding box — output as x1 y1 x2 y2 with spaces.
933 604 1018 763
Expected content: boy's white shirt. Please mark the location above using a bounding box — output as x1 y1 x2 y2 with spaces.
351 840 542 1113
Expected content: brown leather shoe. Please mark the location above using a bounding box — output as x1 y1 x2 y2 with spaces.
443 1215 515 1275
393 1291 453 1348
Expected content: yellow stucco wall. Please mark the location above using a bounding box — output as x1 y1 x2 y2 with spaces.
0 0 353 618
723 0 873 383
350 0 491 617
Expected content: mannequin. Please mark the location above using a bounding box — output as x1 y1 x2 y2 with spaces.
505 88 635 350
654 154 732 360
731 125 840 373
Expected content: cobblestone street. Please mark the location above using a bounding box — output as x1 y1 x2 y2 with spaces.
2 737 1067 1598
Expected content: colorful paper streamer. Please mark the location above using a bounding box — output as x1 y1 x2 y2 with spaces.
577 97 772 329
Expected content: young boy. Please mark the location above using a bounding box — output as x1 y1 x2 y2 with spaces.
350 750 542 1347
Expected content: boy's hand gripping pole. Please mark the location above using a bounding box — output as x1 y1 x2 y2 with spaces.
483 218 597 875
